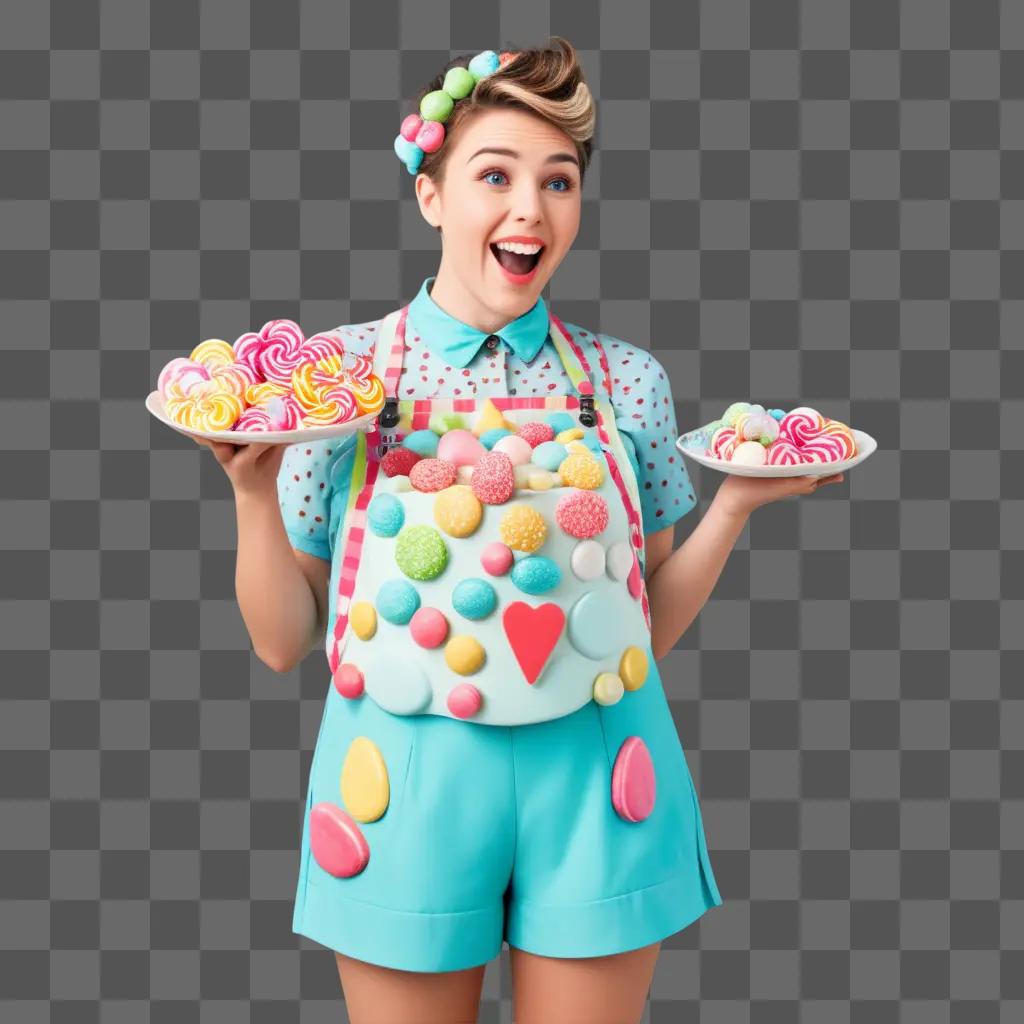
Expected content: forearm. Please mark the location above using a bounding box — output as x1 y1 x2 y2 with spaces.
646 496 749 660
234 489 320 672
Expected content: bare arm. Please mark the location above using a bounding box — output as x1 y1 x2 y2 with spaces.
235 490 329 673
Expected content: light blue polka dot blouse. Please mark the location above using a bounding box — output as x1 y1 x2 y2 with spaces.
277 312 697 565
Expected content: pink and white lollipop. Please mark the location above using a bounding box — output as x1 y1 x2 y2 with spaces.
157 357 209 401
766 438 803 466
798 434 847 463
779 406 825 447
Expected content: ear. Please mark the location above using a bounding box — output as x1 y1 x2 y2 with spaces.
415 173 442 230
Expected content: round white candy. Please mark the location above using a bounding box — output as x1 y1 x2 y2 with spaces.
731 440 767 465
390 474 412 492
606 540 633 581
571 539 606 581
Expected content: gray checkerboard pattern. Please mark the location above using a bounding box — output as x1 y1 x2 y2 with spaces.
1 0 1017 1020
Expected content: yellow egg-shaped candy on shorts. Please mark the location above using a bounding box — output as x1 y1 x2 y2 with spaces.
350 601 377 640
340 736 390 822
619 646 649 691
445 635 485 675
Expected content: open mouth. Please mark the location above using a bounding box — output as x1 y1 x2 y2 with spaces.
490 243 544 277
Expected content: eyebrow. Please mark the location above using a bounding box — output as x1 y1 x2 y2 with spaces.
466 147 580 169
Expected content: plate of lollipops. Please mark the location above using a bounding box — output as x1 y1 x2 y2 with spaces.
146 319 386 445
677 402 876 478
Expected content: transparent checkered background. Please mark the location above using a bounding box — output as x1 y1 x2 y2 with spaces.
1 0 1019 1021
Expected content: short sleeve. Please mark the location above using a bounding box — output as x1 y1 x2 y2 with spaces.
277 438 354 561
275 318 381 560
599 334 698 533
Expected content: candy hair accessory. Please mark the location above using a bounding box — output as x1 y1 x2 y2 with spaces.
393 49 520 175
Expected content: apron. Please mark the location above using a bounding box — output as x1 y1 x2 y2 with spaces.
323 305 654 728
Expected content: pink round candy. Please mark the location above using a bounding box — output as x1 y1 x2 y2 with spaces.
409 606 448 648
333 662 364 699
400 113 423 142
447 683 482 719
481 541 514 576
437 428 486 467
415 120 445 153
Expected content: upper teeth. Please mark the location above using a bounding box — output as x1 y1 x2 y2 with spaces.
495 241 542 255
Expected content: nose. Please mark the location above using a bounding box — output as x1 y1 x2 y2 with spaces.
510 177 544 224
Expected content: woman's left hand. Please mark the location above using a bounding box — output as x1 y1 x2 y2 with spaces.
715 470 845 520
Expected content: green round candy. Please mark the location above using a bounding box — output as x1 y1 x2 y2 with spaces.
395 524 448 581
420 89 455 123
443 67 476 100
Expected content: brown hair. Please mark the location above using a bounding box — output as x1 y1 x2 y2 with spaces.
412 36 595 197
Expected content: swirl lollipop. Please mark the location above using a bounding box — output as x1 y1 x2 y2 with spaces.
820 418 857 460
292 354 361 426
164 377 244 432
234 393 304 432
779 406 825 447
157 357 209 401
766 438 803 466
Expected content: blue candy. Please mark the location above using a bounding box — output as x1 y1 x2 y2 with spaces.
531 440 569 472
393 134 423 174
468 50 500 80
580 433 603 455
402 428 440 457
376 578 421 625
367 493 404 537
546 411 576 435
479 427 514 449
768 408 785 421
451 577 497 620
510 555 561 595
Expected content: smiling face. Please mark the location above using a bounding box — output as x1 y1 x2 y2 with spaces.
414 107 583 335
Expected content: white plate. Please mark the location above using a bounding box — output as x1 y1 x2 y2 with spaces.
676 425 877 478
145 391 382 445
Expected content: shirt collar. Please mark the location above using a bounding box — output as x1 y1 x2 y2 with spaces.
406 276 550 369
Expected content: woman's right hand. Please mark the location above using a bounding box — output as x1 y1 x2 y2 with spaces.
192 436 288 498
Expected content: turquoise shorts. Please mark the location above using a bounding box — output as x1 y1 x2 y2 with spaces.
292 651 723 973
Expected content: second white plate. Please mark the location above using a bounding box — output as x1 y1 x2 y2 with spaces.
677 426 877 477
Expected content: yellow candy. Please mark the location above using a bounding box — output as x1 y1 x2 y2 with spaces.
619 646 649 691
565 440 591 457
189 338 236 367
164 378 243 431
340 736 390 822
556 427 584 444
434 484 483 537
445 635 485 675
245 380 289 405
527 471 554 491
499 504 547 552
350 601 377 640
559 453 604 490
473 398 508 437
593 672 625 706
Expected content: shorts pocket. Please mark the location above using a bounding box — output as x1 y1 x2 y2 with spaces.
312 692 418 828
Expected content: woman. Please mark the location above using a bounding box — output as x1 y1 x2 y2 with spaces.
197 37 842 1024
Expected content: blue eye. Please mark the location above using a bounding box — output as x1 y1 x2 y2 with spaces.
480 170 575 192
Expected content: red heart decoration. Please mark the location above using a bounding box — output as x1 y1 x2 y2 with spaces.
502 601 565 685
